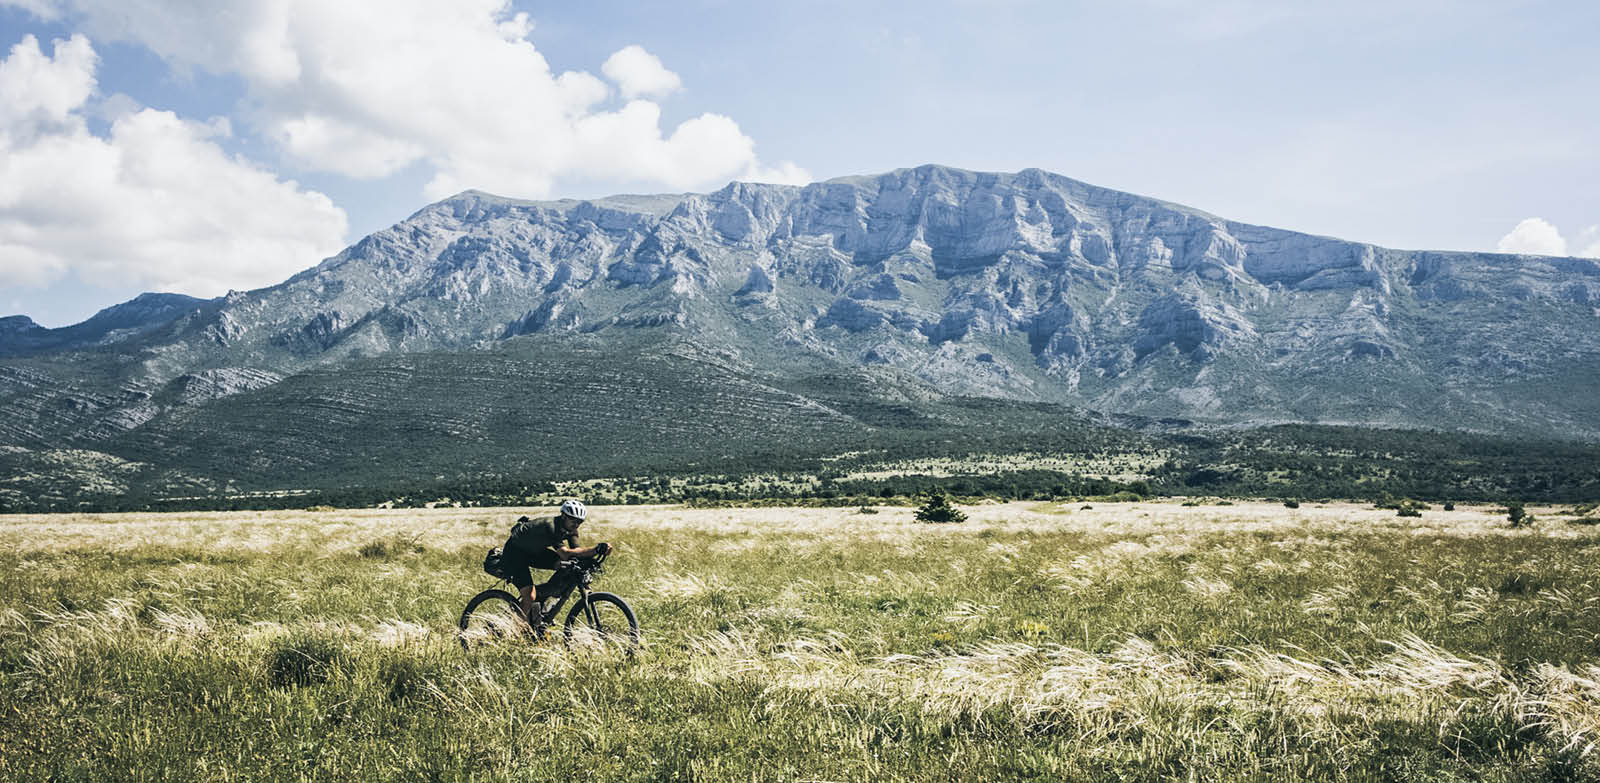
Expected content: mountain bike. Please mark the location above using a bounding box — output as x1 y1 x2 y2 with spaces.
457 549 639 652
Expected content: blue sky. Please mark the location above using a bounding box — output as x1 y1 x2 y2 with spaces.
2 0 1596 326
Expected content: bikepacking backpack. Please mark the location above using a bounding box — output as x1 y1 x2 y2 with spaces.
482 547 513 580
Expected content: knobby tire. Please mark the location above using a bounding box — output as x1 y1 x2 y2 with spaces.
458 588 537 651
564 592 640 649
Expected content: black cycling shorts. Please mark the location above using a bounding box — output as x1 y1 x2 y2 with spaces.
500 540 561 590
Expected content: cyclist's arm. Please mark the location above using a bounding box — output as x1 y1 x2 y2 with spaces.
552 543 604 560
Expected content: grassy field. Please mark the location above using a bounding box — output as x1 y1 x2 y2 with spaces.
2 501 1599 781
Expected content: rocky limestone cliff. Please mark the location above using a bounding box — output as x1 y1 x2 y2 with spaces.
4 165 1598 449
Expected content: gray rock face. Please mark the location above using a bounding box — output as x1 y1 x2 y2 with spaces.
506 296 580 336
171 368 284 404
736 266 775 296
4 164 1599 445
1134 293 1258 361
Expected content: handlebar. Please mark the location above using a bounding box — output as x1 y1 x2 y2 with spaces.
561 545 610 572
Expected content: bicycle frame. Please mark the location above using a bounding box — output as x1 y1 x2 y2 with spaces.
530 553 605 628
534 581 593 626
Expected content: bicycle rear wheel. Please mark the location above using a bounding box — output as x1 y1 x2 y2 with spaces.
564 592 640 649
458 589 532 651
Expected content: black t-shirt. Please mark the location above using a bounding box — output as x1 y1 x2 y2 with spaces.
507 515 577 558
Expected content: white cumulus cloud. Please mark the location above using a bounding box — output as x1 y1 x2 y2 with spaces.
13 0 809 200
1579 225 1600 259
602 44 683 99
0 34 348 295
1495 217 1600 258
1496 217 1567 257
0 30 94 141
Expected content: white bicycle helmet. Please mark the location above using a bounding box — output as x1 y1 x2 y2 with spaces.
559 499 588 521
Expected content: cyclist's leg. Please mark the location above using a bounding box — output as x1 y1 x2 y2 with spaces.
503 551 537 620
529 551 564 615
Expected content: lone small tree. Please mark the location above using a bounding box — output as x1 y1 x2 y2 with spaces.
915 492 967 524
1507 502 1534 528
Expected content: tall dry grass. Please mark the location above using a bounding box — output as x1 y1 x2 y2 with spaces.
2 500 1597 780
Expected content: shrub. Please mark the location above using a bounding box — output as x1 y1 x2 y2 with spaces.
915 493 967 524
856 506 879 515
1443 502 1456 511
1283 499 1300 509
305 504 336 512
1393 499 1427 517
1506 503 1534 528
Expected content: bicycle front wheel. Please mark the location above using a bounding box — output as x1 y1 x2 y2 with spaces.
564 592 640 649
458 589 532 651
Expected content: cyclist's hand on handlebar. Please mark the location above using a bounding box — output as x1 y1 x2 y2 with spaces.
596 542 612 556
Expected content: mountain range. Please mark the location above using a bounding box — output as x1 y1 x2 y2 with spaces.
3 164 1598 507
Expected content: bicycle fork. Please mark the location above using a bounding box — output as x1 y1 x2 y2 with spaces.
577 586 601 628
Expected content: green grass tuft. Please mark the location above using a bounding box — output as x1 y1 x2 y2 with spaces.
265 633 352 688
357 534 424 559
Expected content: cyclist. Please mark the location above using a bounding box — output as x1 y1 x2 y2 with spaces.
501 499 609 622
